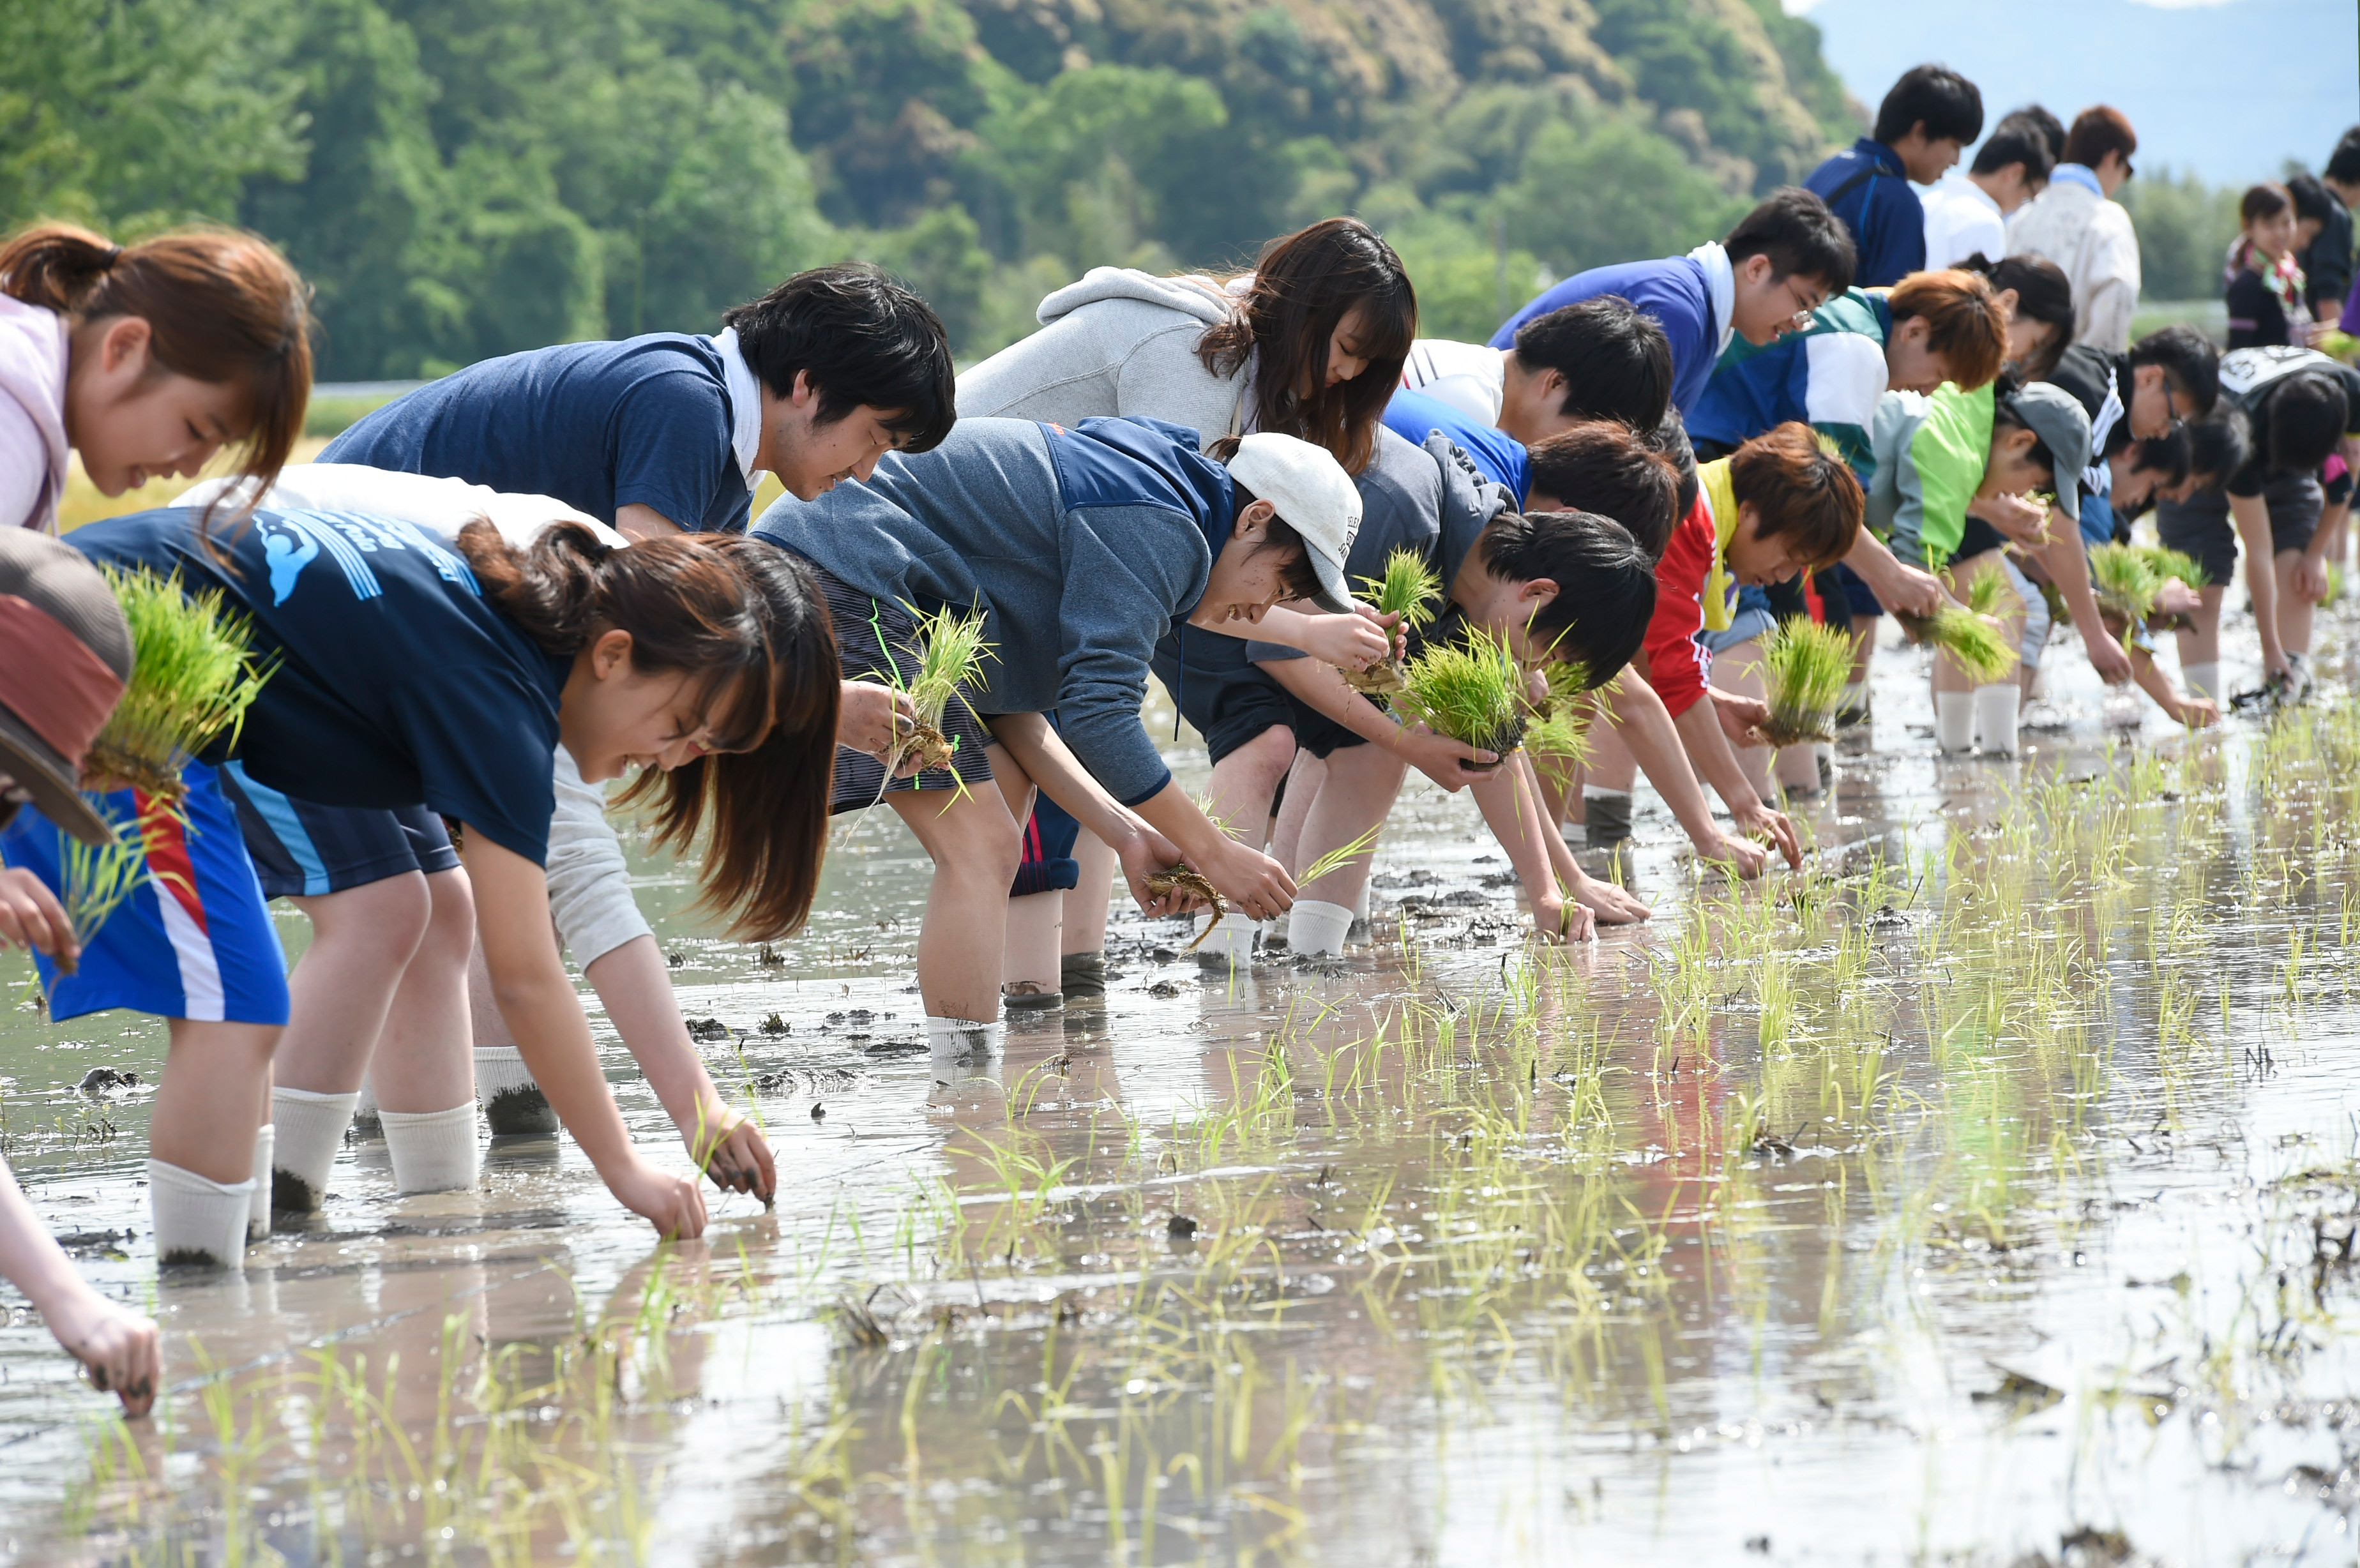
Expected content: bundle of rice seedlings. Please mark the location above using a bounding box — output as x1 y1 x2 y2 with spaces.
1757 617 1854 746
1343 548 1442 694
54 815 153 977
1396 626 1525 771
82 567 275 800
1145 864 1225 949
883 604 994 778
2087 543 2161 626
1895 599 2019 685
1524 660 1596 765
2137 545 2207 590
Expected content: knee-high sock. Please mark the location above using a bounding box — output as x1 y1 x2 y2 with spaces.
1193 913 1253 965
925 1016 1003 1059
270 1086 357 1212
149 1159 251 1270
1287 899 1354 958
1935 691 1975 753
247 1124 274 1240
2182 661 2221 702
1973 684 2020 756
381 1104 481 1194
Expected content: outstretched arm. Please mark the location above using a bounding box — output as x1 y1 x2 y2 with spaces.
0 1157 157 1415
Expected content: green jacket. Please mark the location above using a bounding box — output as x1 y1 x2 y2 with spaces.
1866 382 1992 569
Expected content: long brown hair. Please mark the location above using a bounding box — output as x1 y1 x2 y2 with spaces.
0 222 312 497
456 523 840 940
1195 217 1415 476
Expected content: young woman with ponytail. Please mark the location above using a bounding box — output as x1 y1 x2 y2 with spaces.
0 222 310 532
0 501 836 1268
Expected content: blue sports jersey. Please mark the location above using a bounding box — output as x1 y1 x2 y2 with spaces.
1381 388 1530 505
1804 138 1923 289
1488 256 1722 415
67 509 571 864
322 334 753 534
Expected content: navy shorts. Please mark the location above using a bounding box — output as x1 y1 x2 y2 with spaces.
803 561 994 815
1827 561 1882 619
216 762 460 899
1151 651 1296 766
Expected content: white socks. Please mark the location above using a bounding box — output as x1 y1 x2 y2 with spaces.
2183 661 2220 702
248 1125 274 1240
1352 878 1372 924
1974 684 2020 757
476 1044 556 1135
381 1104 481 1194
1193 914 1253 967
1935 691 1976 753
149 1158 252 1269
270 1086 358 1211
352 1073 380 1129
926 1016 1003 1060
1287 899 1354 958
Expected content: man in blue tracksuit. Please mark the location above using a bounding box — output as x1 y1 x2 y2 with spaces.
1804 64 1985 287
1491 190 1856 416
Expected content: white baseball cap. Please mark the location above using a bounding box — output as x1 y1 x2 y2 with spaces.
1222 432 1361 614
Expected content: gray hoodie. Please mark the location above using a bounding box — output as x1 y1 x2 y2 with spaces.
0 296 69 533
955 268 1254 448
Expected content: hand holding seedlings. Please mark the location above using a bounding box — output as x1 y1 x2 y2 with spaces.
1395 628 1529 771
1706 685 1774 748
1969 491 2051 548
1345 548 1442 693
882 605 993 780
1757 617 1854 746
1146 864 1227 948
838 679 918 767
1294 606 1395 676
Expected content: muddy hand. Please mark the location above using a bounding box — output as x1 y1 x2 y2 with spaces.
52 1293 160 1419
693 1113 776 1205
837 681 914 762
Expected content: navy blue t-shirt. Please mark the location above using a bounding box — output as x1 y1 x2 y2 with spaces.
1382 388 1531 505
68 509 571 864
322 334 753 535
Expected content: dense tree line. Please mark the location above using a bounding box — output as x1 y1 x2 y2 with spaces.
0 0 2235 379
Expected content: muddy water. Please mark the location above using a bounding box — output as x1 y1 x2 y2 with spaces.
8 618 2360 1566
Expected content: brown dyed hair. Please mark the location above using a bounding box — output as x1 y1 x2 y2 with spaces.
457 522 841 940
0 223 311 498
1887 269 2009 390
2062 107 2137 172
1729 423 1863 570
1196 217 1415 476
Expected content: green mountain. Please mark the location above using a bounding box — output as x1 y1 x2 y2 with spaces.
3 0 1861 377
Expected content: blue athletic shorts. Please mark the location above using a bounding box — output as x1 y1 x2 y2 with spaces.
1827 561 1884 619
0 762 291 1025
215 762 460 898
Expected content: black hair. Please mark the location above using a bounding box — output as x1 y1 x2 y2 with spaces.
2127 324 2221 416
1642 408 1701 525
1970 113 2057 183
2184 409 2252 488
1725 188 1856 294
1990 368 2058 482
1206 456 1328 604
1511 296 1672 431
1474 509 1656 681
2329 126 2360 188
2013 105 2068 162
1874 64 1985 147
2264 373 2351 476
1960 252 2074 378
2288 174 2336 225
1522 421 1681 562
2114 428 2190 520
720 263 957 452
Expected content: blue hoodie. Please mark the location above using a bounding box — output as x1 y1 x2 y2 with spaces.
1488 253 1727 416
753 416 1230 806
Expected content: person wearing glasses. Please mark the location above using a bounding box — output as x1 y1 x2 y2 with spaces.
1488 189 1857 419
2006 106 2143 354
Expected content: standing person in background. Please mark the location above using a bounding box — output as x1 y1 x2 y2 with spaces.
0 222 310 534
1921 112 2058 271
2008 107 2142 354
2287 174 2349 337
2318 130 2360 331
2227 185 2308 351
1492 190 1857 415
1804 65 1985 288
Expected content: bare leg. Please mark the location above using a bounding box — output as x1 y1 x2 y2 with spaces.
892 746 1026 1021
271 875 432 1096
1713 640 1775 798
1267 750 1324 875
151 1020 282 1186
2276 549 2315 660
1293 744 1409 909
367 867 477 1114
1003 892 1064 995
1060 831 1117 957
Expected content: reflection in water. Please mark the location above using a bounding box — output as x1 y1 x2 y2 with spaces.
15 637 2360 1560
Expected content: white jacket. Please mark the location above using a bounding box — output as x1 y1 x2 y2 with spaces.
2007 177 2142 354
0 295 69 532
956 268 1253 446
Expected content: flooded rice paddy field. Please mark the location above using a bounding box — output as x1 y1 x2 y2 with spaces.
12 614 2360 1564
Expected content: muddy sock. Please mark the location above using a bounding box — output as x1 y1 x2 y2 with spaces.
2182 661 2221 702
1973 684 2020 756
1582 787 1633 849
1193 914 1253 967
1257 917 1289 953
1352 878 1372 923
925 1016 1002 1060
1001 979 1062 1010
1935 691 1975 753
1287 899 1354 958
352 1073 381 1131
269 1086 356 1213
381 1104 481 1194
247 1124 273 1240
1059 951 1106 999
475 1044 556 1136
149 1159 252 1270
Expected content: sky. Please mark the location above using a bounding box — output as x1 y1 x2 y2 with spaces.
1787 0 2357 184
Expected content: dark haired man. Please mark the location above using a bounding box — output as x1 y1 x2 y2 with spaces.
1402 295 1673 440
2287 173 2351 328
1490 190 1856 416
1806 64 1985 287
1922 110 2058 270
2008 107 2142 352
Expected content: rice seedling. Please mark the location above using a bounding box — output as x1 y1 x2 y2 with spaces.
1146 865 1225 950
882 603 994 779
1395 626 1526 770
1344 548 1441 694
54 814 153 977
1895 598 2018 686
1757 617 1853 746
1298 822 1384 887
2088 543 2161 626
82 566 275 799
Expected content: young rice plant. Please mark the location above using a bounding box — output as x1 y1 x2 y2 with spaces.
1757 617 1853 746
84 566 275 800
1398 626 1525 769
1345 548 1442 694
